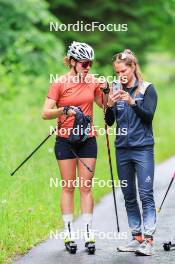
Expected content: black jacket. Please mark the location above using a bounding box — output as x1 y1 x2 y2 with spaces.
105 81 158 148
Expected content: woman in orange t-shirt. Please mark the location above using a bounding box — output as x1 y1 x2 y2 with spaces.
42 41 109 253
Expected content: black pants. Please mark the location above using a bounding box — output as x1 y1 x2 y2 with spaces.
54 136 97 160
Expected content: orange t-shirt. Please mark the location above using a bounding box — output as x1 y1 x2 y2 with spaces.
47 74 102 138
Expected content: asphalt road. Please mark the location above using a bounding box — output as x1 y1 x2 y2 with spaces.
13 157 175 264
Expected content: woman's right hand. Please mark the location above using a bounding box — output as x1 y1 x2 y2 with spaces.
63 106 77 116
107 90 122 107
67 108 77 116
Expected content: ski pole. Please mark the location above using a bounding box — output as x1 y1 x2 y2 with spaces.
11 116 93 176
102 93 120 232
157 172 175 213
10 117 69 176
70 147 93 173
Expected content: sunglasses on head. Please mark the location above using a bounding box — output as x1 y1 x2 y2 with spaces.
112 50 134 62
79 61 93 68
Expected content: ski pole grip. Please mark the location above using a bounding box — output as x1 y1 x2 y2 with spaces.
103 81 110 94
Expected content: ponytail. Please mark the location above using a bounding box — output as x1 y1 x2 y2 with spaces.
113 49 143 95
64 56 72 68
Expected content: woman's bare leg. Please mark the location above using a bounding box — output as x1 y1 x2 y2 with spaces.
78 158 96 243
78 158 96 213
57 159 77 214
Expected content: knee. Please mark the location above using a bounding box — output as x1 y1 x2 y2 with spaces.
79 186 92 196
62 185 75 193
79 177 92 195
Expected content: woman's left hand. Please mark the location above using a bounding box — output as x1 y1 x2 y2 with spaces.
98 80 110 94
120 90 135 105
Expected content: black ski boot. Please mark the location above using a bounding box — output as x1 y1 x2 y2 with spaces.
85 241 96 254
65 240 77 254
84 224 96 254
64 222 77 254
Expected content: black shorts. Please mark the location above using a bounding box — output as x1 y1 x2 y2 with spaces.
54 136 97 160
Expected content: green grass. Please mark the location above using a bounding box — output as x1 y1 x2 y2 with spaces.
0 52 175 263
144 52 175 161
0 89 116 264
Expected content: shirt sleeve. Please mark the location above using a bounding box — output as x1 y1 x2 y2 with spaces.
94 83 102 98
132 84 158 124
47 82 61 102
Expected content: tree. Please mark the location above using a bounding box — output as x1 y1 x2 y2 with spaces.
0 0 64 99
48 0 175 73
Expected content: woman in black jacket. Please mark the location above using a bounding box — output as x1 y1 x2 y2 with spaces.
105 49 158 256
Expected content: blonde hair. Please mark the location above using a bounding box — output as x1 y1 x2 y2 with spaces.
64 56 72 68
113 49 143 94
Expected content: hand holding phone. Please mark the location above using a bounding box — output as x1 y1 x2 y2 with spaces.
112 80 122 93
110 81 125 110
107 91 122 107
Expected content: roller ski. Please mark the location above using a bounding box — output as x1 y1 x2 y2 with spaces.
163 240 175 251
65 239 77 254
84 224 96 254
64 222 77 254
85 241 96 254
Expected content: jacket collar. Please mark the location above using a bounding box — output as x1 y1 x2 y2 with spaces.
123 79 138 92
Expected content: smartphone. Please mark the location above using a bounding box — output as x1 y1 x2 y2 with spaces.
112 80 122 93
112 80 124 110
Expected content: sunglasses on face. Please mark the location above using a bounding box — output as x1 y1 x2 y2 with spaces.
79 61 93 68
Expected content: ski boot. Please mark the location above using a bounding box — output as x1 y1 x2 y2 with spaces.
64 238 77 254
64 222 77 254
85 240 96 254
84 224 96 254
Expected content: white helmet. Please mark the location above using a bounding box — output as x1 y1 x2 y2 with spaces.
67 41 94 61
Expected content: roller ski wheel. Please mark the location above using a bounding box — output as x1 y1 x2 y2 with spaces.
85 241 96 254
163 241 175 251
65 240 77 254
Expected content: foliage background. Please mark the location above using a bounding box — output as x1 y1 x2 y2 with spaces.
0 0 175 263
